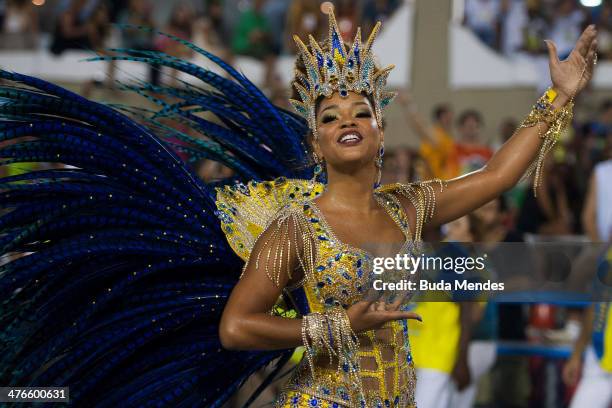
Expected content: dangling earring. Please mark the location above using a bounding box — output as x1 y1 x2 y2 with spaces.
311 152 323 182
374 143 384 188
309 151 326 195
308 152 325 198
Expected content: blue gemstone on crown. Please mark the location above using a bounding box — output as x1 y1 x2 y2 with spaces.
290 9 395 132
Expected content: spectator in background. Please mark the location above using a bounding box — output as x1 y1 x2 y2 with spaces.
582 156 612 243
232 0 277 87
548 0 586 59
464 0 502 49
523 5 549 54
397 91 457 180
117 0 159 85
471 196 532 407
154 2 194 85
335 0 360 42
262 0 288 56
500 0 528 56
156 2 194 54
50 0 109 55
286 0 324 54
0 0 5 29
564 157 612 408
516 155 575 235
589 99 612 141
409 216 476 408
193 0 232 70
49 0 112 97
454 110 494 176
380 147 430 184
595 0 612 59
421 104 458 180
362 0 400 35
573 100 612 190
1 0 39 49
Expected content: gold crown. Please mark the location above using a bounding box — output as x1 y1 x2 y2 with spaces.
289 9 396 136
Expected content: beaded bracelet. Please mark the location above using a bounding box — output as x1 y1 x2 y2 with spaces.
519 88 574 195
301 306 365 402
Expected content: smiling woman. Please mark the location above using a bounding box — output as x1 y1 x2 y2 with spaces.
218 8 597 408
0 3 598 408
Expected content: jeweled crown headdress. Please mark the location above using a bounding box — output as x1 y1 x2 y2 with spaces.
289 9 397 137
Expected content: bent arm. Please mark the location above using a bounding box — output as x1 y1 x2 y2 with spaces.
219 265 304 350
219 210 309 351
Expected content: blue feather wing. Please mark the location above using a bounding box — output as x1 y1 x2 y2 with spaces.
0 64 298 407
85 28 311 184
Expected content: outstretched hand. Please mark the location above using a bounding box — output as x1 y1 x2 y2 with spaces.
546 25 597 105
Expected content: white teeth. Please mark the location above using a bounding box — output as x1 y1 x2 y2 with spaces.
339 133 360 143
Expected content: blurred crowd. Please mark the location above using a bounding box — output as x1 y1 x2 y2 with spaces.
0 0 400 89
463 0 612 59
2 1 612 407
377 93 612 408
385 92 612 239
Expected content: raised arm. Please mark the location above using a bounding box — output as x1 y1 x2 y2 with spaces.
427 26 597 228
397 90 437 146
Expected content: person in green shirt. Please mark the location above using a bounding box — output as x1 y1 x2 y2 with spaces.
231 0 273 60
231 0 278 87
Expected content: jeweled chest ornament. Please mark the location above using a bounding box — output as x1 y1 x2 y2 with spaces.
289 9 397 137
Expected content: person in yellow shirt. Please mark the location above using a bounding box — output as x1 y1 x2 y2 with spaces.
408 216 475 408
563 158 612 407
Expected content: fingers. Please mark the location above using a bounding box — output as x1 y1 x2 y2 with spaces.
586 38 598 68
544 40 559 67
574 25 597 58
388 291 410 310
373 300 387 312
384 310 422 322
351 299 377 314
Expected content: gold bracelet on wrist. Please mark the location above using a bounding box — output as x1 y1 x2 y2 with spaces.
519 87 574 195
301 306 365 404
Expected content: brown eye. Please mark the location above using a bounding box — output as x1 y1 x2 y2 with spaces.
356 111 372 118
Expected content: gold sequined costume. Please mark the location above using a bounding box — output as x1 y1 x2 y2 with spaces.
215 177 444 408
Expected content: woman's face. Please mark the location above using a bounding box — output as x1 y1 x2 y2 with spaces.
314 91 381 171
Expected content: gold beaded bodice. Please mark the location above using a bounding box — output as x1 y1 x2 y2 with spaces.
276 195 417 408
214 177 444 408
